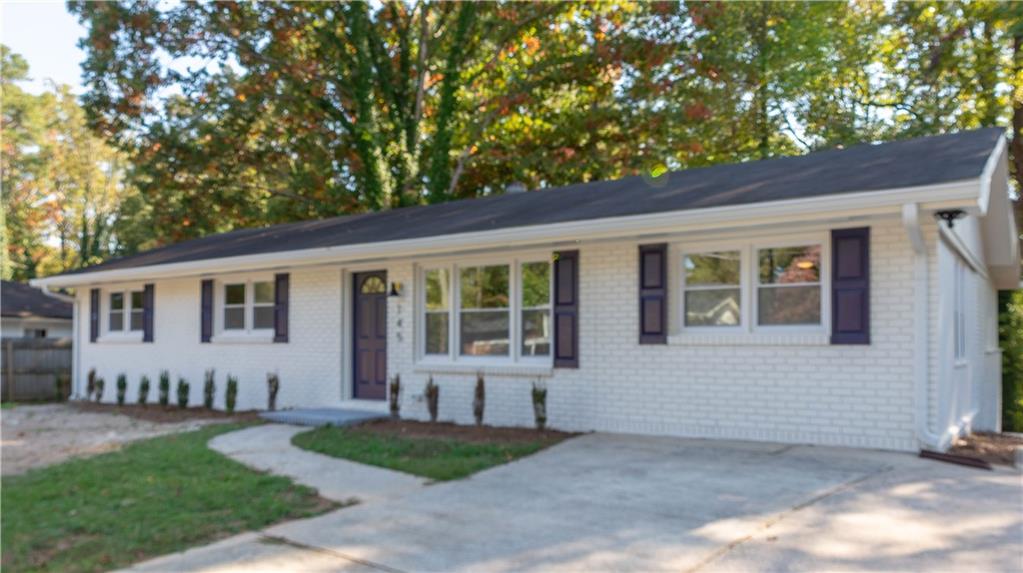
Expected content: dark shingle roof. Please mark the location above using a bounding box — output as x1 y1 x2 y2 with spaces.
2 281 72 319
62 127 1003 276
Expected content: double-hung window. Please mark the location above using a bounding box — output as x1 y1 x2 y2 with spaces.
222 279 275 333
680 237 827 334
108 289 144 333
420 257 552 365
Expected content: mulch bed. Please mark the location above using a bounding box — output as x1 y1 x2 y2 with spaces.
949 432 1023 467
351 418 576 445
72 402 262 424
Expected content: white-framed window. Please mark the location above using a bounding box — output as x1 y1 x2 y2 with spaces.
682 250 743 328
220 278 275 334
679 235 828 334
108 289 144 332
418 254 552 365
755 244 822 326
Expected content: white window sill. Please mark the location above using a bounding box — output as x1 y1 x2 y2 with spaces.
668 332 829 347
97 333 144 344
211 332 275 344
413 360 552 378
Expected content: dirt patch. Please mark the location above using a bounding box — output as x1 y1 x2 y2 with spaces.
351 418 576 445
950 432 1023 466
73 402 262 424
1 403 243 475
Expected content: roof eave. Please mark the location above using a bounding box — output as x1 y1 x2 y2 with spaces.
31 177 984 289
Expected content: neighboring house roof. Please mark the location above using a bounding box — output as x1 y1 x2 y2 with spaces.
1 281 73 320
41 127 1007 282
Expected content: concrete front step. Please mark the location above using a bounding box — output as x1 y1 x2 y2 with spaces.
259 408 387 427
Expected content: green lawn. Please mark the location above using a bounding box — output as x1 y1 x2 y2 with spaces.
292 425 559 481
1 424 335 573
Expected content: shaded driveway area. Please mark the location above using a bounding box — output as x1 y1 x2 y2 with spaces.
129 433 1023 572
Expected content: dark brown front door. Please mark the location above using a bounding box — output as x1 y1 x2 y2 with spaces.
353 271 387 400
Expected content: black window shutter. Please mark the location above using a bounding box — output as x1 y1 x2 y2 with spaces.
553 250 579 368
200 279 214 343
831 227 870 345
274 273 289 343
89 288 100 343
639 243 667 344
142 283 155 342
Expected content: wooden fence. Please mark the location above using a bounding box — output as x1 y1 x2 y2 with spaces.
1 337 72 402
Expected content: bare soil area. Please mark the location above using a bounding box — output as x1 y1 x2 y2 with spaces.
1 402 252 475
950 431 1023 466
73 402 261 424
353 418 575 445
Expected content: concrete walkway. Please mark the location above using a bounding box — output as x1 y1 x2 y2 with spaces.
208 424 426 504
128 432 1022 573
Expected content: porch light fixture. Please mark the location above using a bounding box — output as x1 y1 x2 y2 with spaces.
389 281 403 297
934 209 965 229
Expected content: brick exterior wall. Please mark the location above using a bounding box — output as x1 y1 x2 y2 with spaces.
73 216 995 452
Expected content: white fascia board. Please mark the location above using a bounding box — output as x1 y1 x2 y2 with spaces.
977 134 1008 216
31 178 982 289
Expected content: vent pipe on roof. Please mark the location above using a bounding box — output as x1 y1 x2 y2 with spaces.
505 181 527 194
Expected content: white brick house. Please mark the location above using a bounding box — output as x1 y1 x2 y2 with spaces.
34 129 1020 452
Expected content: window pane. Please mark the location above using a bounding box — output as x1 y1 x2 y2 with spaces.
130 290 144 310
521 309 551 356
224 307 245 330
758 245 820 284
254 281 274 304
758 286 821 325
425 269 449 311
109 312 123 331
685 251 741 286
521 262 550 308
460 311 509 356
425 312 449 354
360 276 386 294
130 310 144 331
460 265 509 309
225 284 245 305
110 292 124 310
253 305 274 329
685 288 741 326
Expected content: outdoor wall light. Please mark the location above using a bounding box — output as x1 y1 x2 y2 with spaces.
389 281 403 297
935 209 966 229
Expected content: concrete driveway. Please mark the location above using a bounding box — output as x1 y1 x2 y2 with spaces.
128 433 1023 572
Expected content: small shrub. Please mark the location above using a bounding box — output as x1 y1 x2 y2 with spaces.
225 375 238 414
55 371 70 401
176 378 189 409
116 374 127 406
86 368 97 401
158 370 170 406
425 376 439 422
388 374 401 418
267 372 280 411
473 372 485 426
94 377 105 403
138 375 151 405
531 379 547 431
203 369 216 409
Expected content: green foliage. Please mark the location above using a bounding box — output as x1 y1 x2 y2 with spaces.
203 369 215 410
0 424 332 573
389 374 401 418
138 375 150 406
473 373 485 426
425 376 439 422
1000 290 1023 432
532 380 548 431
293 426 560 481
176 378 189 409
266 372 279 411
115 374 127 406
86 368 96 401
225 375 238 414
55 371 70 402
158 371 170 406
93 378 104 403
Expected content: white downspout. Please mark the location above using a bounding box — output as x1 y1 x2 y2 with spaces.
902 203 946 450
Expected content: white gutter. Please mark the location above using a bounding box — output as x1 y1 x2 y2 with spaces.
902 203 948 451
31 178 982 289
